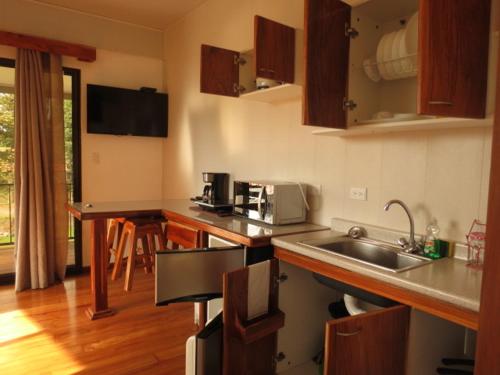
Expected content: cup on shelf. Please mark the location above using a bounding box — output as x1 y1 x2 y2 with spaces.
256 77 280 90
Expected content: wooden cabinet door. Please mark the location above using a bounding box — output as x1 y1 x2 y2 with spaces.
303 0 351 128
418 0 491 118
254 15 295 83
201 44 240 97
324 305 410 375
223 259 284 375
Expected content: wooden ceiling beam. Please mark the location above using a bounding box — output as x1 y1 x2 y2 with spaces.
0 30 96 62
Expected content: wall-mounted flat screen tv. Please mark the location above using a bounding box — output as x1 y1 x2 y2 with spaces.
87 84 168 138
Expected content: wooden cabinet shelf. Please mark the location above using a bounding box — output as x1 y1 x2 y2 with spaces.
240 84 301 104
312 117 493 138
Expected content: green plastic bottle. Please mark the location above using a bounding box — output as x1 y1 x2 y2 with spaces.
424 223 441 259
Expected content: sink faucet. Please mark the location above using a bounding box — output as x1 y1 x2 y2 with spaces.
383 199 422 254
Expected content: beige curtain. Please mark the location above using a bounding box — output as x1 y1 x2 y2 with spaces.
14 49 68 291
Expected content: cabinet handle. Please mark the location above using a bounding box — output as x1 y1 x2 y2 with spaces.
336 329 362 337
428 101 453 106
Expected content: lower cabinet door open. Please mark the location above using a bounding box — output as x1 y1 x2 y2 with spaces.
324 304 411 375
155 246 244 306
223 259 284 375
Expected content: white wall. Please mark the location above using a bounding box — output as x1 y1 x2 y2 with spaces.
64 51 165 266
0 0 163 58
163 0 498 243
0 1 166 266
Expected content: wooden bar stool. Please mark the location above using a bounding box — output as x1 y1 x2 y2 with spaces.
112 217 166 291
107 217 127 264
164 220 200 250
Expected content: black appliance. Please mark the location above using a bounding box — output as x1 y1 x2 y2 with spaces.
87 84 168 138
191 173 231 212
201 172 229 204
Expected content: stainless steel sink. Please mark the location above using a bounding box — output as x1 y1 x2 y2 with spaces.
299 236 431 273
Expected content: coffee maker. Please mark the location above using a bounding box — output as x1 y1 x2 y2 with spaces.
191 172 232 212
201 172 229 204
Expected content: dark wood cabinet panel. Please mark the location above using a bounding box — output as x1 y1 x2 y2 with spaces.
200 44 240 97
324 305 410 375
254 15 295 83
223 260 281 375
303 0 351 128
418 0 491 118
475 41 500 375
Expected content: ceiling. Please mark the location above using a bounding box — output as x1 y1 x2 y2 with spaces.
30 0 207 30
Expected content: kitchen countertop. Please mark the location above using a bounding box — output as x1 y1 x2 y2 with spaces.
68 199 329 246
271 230 482 314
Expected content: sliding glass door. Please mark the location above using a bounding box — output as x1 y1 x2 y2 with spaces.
0 58 82 283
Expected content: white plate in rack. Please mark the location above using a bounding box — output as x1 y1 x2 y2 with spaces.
392 29 405 77
376 33 390 80
383 31 398 79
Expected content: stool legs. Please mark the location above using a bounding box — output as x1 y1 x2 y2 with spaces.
111 222 132 281
141 235 153 274
111 220 166 291
124 225 137 292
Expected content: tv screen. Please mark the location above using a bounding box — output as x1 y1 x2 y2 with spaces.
87 84 168 138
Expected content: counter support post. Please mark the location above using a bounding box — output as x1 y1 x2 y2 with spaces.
85 218 115 320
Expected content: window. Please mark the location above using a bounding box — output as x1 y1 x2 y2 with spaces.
0 58 82 283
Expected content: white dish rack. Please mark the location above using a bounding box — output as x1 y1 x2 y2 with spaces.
363 11 418 82
363 53 418 80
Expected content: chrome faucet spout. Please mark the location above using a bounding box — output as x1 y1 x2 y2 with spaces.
383 199 419 253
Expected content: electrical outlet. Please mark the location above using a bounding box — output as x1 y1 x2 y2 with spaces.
349 187 367 201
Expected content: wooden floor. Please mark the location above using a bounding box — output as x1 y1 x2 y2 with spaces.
0 270 197 374
0 241 75 274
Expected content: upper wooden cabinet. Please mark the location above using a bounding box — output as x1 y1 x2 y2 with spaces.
200 16 296 98
200 44 240 97
254 15 295 84
303 0 492 129
418 0 491 118
303 0 351 128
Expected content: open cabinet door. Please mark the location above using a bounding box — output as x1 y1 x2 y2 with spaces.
475 39 500 375
254 15 295 83
223 259 285 375
303 0 351 128
324 305 410 375
418 0 491 118
201 44 240 97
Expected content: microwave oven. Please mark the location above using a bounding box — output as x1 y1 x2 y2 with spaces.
232 181 307 225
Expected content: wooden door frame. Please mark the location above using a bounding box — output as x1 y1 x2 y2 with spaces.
475 40 500 373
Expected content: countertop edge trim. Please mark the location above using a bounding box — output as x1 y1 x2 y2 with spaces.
162 209 270 247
